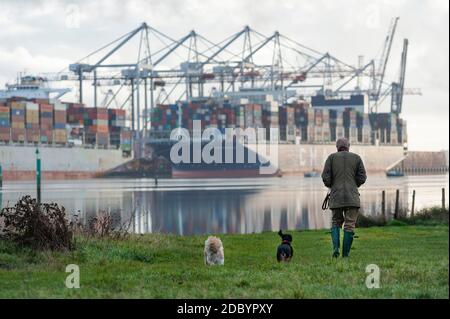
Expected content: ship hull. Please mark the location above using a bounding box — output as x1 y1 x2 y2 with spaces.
1 143 407 180
0 144 131 181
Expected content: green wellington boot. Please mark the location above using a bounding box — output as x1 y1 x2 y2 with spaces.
342 231 355 258
331 227 340 258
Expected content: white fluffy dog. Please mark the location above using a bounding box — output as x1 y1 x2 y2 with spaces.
204 236 224 265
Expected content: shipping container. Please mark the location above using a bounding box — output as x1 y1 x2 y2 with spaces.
0 106 10 128
53 129 67 144
10 102 25 131
11 128 26 142
40 128 53 143
108 109 126 127
40 103 54 130
0 127 10 142
26 102 39 126
26 128 40 143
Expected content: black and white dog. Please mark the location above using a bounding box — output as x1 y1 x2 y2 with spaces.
277 230 293 262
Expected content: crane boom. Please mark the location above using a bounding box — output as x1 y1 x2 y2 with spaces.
391 38 409 114
375 17 399 103
397 38 408 114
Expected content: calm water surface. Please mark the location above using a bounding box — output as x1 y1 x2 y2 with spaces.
1 174 448 235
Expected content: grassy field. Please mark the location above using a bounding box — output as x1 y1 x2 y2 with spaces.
0 225 448 298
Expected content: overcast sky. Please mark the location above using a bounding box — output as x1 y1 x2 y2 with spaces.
0 0 448 151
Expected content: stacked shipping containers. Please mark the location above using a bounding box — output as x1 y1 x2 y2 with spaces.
244 104 254 129
11 101 26 142
121 128 132 153
335 110 345 141
262 96 279 141
66 103 85 143
374 113 396 144
306 108 315 143
1 98 130 149
25 102 39 143
399 119 407 145
235 104 245 128
322 109 331 142
0 104 10 142
291 101 309 142
109 109 126 148
252 104 263 129
39 103 53 143
286 106 296 143
147 99 405 147
390 113 398 145
217 104 236 132
53 102 67 144
66 103 85 125
278 106 295 142
362 113 371 144
151 105 172 133
349 110 358 144
328 110 337 141
85 107 109 146
313 109 323 143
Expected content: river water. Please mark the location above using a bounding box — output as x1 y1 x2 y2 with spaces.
1 174 448 235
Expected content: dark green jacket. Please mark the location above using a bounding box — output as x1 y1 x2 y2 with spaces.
321 151 367 209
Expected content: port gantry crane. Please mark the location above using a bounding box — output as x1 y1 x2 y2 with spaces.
39 19 420 142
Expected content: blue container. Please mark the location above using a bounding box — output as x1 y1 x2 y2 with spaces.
54 123 65 129
0 120 11 128
12 109 25 116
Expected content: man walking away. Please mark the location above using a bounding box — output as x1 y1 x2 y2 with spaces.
321 138 367 258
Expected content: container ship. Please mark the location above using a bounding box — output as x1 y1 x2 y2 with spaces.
0 76 131 181
146 90 407 178
1 77 408 180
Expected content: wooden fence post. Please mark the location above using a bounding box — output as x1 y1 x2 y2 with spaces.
394 189 400 219
382 190 386 222
411 190 416 217
442 188 446 212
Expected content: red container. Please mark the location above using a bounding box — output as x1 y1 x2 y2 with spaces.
121 130 131 139
11 114 24 121
0 127 10 141
54 110 67 124
87 125 109 134
39 103 54 113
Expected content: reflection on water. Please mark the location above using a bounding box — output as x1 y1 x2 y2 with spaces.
1 175 448 235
